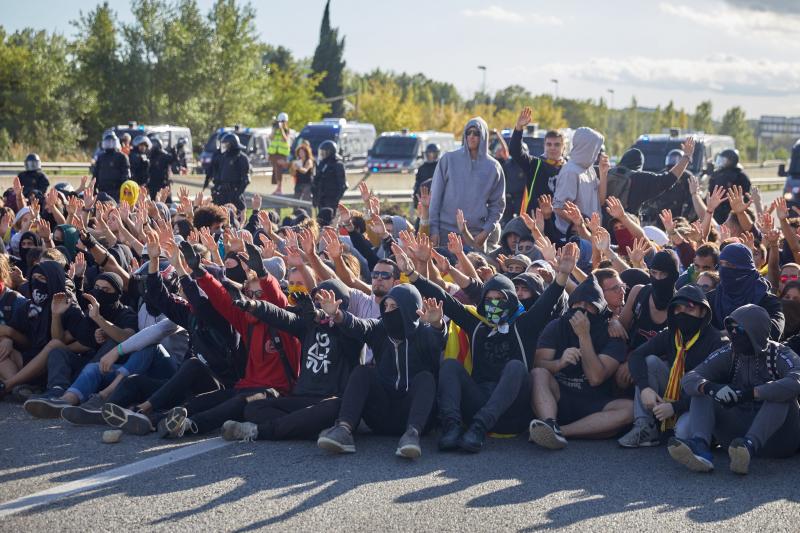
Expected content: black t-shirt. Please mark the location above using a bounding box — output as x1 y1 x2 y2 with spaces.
537 319 627 397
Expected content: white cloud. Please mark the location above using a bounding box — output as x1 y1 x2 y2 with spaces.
659 2 800 43
461 5 562 26
537 55 800 96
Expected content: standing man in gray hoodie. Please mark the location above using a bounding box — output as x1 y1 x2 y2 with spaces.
429 117 505 251
551 127 605 236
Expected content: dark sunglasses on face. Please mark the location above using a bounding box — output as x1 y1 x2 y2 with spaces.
466 129 481 137
371 271 393 280
245 289 264 299
781 274 799 283
727 323 745 336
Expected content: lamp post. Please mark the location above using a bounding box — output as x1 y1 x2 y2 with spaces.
550 78 559 100
607 88 615 110
478 65 487 100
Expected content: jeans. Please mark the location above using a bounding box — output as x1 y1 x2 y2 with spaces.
66 345 176 402
632 355 690 438
438 358 531 433
244 396 341 440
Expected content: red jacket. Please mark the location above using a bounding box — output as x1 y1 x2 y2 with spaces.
197 272 301 394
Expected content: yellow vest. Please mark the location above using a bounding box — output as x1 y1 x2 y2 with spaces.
268 136 290 157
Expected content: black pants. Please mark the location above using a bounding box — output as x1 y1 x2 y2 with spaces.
186 387 268 434
438 358 531 433
244 396 341 440
337 365 436 436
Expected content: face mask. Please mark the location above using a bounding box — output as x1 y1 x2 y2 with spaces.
483 298 510 325
91 288 120 311
383 308 405 339
651 275 675 310
519 297 537 310
225 263 247 284
614 228 635 252
720 265 752 288
287 284 309 305
31 279 48 305
673 313 703 338
729 328 755 356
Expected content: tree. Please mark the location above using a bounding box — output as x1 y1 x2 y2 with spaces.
259 63 330 129
719 106 755 161
693 100 714 133
311 0 346 116
493 85 532 112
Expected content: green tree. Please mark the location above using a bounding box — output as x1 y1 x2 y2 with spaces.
311 0 346 116
259 63 330 129
493 85 532 111
692 101 714 133
719 106 755 161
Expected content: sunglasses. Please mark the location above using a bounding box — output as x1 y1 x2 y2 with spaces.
781 274 799 283
466 129 481 137
371 271 394 280
245 288 264 299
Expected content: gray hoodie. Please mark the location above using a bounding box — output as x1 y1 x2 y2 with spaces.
682 304 800 403
429 117 505 240
552 127 604 234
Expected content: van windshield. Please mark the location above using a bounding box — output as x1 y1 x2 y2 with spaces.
371 137 419 159
294 126 337 153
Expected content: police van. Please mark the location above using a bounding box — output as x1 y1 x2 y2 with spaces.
292 118 376 168
630 130 735 179
95 122 193 169
779 139 800 203
367 130 456 175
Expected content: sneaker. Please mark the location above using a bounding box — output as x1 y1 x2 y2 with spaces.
102 403 154 435
396 427 422 459
458 421 487 453
157 407 196 439
222 420 258 442
29 386 65 401
61 395 106 426
529 418 567 450
438 420 462 451
667 437 714 472
728 437 755 475
9 384 42 403
24 397 71 419
317 425 356 454
618 420 661 448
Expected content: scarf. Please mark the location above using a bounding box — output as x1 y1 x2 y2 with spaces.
662 329 700 430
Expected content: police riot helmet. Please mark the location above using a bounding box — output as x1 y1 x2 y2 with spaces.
665 149 684 168
24 153 41 171
318 140 338 160
149 136 163 151
133 135 152 150
101 132 120 151
424 143 441 162
220 132 242 153
54 182 75 195
714 148 739 171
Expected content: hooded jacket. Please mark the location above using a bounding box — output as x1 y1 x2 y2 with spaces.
552 127 604 234
413 272 565 384
242 279 364 398
429 117 506 238
613 148 680 214
337 284 445 392
490 217 532 258
682 304 800 403
629 285 725 417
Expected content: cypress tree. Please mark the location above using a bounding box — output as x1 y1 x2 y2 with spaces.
311 0 346 116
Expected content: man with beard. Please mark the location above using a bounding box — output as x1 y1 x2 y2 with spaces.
670 304 800 474
529 276 632 449
618 285 725 448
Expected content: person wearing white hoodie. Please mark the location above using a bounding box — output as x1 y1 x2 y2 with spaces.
429 117 505 252
551 127 605 235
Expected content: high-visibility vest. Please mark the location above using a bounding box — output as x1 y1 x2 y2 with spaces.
268 135 290 157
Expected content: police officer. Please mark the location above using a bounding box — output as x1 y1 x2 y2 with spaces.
413 143 440 207
203 136 222 191
170 137 189 175
312 140 346 211
640 149 695 223
93 132 131 202
269 112 292 195
130 136 151 185
212 132 250 210
147 137 175 201
708 148 750 224
18 153 50 196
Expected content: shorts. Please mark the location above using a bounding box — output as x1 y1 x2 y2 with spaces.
556 385 613 426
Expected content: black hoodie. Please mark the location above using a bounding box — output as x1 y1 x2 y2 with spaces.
337 283 444 392
414 272 565 384
613 148 680 214
628 284 725 418
243 279 364 397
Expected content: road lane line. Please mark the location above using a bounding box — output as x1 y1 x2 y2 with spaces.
0 437 230 518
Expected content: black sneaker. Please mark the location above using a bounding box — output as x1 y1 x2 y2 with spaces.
102 402 154 435
61 395 106 425
528 418 567 450
396 427 422 459
458 421 487 453
667 436 714 472
728 437 755 475
438 420 462 451
317 424 356 454
24 397 71 419
157 407 196 439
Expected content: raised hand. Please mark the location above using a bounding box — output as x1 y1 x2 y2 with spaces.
587 211 602 234
316 288 341 317
682 136 696 158
598 153 610 179
706 185 728 214
727 185 749 214
688 175 699 196
538 194 553 219
659 209 674 233
369 213 388 238
562 201 584 226
391 242 414 274
515 107 533 130
626 237 649 266
337 203 351 226
321 228 342 260
593 226 611 252
605 196 626 221
456 209 467 232
447 232 464 256
298 227 316 257
358 181 371 206
741 231 755 251
534 234 557 265
82 292 101 321
51 292 70 315
252 193 262 211
431 249 451 274
416 297 444 325
286 246 304 268
245 243 267 277
259 235 277 259
414 232 432 263
556 241 579 274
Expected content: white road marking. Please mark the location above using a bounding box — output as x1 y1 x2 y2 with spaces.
0 437 230 518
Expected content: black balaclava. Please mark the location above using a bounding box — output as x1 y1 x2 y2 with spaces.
92 272 124 316
224 252 247 284
383 309 405 340
649 251 679 310
672 313 704 338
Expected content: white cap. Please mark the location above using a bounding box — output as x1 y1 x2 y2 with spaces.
277 112 288 122
643 225 669 246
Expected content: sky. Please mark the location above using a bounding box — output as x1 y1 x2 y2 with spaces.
2 0 799 120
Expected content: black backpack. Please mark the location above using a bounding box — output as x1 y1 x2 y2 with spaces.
606 165 635 208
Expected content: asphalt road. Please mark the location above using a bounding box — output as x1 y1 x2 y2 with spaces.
2 400 800 531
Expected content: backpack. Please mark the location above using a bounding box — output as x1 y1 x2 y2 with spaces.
606 165 635 208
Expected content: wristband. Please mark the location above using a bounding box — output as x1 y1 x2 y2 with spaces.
117 344 124 357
